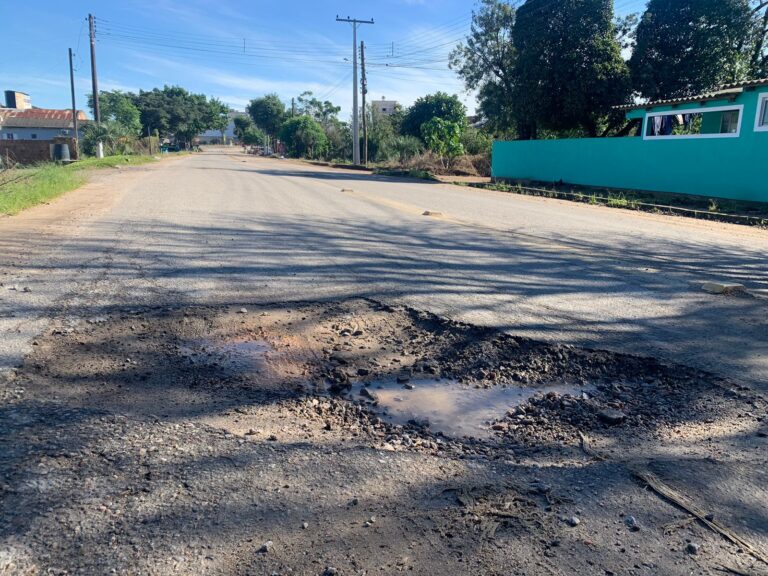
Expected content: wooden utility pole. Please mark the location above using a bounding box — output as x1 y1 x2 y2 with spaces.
360 41 368 166
68 48 79 151
336 16 374 165
88 13 103 157
88 14 100 123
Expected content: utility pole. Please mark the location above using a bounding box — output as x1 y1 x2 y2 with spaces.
88 14 100 123
88 14 104 158
291 97 296 117
336 15 374 165
360 41 368 166
68 48 79 154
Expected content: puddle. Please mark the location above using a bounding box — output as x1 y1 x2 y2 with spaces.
179 339 271 372
351 379 588 438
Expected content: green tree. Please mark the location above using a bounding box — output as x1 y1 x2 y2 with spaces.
751 1 768 76
323 118 351 161
81 121 137 156
460 126 493 156
247 94 286 136
402 92 467 140
233 116 254 141
630 0 754 100
208 98 230 141
450 0 517 136
241 126 266 146
279 116 329 159
88 90 142 134
421 118 464 168
132 86 223 147
513 0 630 138
295 91 342 126
749 0 768 78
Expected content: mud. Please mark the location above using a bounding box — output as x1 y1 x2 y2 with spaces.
2 298 767 575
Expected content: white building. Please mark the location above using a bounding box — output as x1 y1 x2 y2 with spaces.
372 98 398 116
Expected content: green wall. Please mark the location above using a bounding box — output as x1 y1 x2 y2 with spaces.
492 88 768 202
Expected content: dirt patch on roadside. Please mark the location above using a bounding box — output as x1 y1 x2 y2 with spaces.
3 298 767 575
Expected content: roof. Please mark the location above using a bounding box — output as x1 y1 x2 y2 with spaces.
614 79 768 112
0 108 88 128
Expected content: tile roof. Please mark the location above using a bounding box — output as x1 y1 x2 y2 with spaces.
614 78 768 111
0 108 87 120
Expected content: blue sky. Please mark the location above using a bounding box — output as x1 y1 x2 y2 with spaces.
2 1 645 119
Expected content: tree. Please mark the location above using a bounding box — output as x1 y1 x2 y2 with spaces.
208 98 230 142
233 116 254 141
295 91 342 126
401 92 467 140
450 0 517 135
247 94 286 136
751 1 768 76
513 0 631 138
279 116 328 159
460 126 493 156
241 126 266 146
132 86 224 147
629 0 754 100
421 118 464 168
88 90 142 134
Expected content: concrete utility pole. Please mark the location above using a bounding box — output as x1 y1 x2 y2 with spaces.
68 48 79 152
336 15 374 165
88 13 104 158
360 41 368 166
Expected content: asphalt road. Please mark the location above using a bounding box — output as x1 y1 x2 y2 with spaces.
2 149 767 388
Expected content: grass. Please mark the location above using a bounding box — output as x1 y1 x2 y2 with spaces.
373 167 439 181
471 180 768 227
0 155 157 216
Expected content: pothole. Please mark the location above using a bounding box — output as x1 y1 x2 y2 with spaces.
16 298 738 453
350 379 591 438
179 338 271 373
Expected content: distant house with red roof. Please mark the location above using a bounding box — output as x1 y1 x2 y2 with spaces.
1 90 88 142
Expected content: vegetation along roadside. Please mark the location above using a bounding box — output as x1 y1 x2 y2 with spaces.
0 155 157 216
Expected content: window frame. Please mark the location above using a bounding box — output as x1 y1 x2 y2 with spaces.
755 93 768 133
643 104 744 141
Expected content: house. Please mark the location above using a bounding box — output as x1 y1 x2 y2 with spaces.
0 91 88 163
372 97 398 116
197 109 247 145
0 108 88 141
491 79 768 203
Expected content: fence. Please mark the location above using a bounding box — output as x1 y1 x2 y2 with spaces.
0 138 79 166
492 132 766 203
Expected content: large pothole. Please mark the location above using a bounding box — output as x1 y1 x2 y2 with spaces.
13 298 743 458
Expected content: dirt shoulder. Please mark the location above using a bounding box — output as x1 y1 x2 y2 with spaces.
2 298 766 575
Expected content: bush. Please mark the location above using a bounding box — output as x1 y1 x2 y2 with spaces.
81 121 139 156
421 118 464 168
279 116 328 159
461 127 493 156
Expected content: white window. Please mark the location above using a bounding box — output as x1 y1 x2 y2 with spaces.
755 93 768 132
644 105 743 140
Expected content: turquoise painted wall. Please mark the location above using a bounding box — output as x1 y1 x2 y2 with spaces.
492 88 768 202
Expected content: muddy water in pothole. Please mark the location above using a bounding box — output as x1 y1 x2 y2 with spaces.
352 380 590 438
180 339 272 372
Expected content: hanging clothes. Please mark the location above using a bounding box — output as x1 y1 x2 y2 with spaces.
661 115 673 135
653 116 663 136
